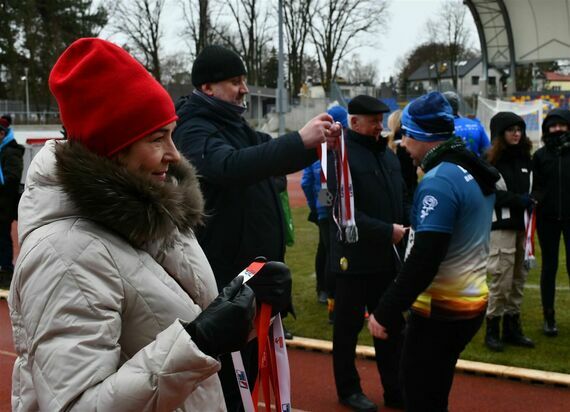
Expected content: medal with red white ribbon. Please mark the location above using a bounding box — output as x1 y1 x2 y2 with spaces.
332 125 358 243
524 207 537 269
231 261 291 412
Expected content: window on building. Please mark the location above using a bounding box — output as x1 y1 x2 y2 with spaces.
489 76 496 86
472 76 479 85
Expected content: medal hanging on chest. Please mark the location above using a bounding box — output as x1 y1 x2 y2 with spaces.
317 141 333 206
332 126 359 243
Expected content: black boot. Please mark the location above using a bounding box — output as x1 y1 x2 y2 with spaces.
543 308 558 337
485 316 504 352
503 313 535 347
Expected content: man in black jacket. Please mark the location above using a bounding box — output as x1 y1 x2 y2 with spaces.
328 95 408 412
173 45 340 412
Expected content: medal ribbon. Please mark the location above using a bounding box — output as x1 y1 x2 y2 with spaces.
317 141 328 191
523 207 536 267
332 127 358 243
231 262 291 412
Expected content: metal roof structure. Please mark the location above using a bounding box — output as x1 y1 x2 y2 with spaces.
464 0 570 94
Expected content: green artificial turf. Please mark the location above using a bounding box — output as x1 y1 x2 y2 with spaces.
284 206 570 374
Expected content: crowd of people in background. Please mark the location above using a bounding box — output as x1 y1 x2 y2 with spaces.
300 93 570 410
2 39 570 412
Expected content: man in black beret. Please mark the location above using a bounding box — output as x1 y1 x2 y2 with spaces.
327 94 408 411
172 45 341 411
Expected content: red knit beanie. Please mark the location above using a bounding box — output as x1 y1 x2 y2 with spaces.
49 38 178 157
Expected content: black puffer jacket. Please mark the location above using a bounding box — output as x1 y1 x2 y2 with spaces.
490 146 532 231
0 137 24 221
327 130 409 276
532 131 570 220
173 93 316 290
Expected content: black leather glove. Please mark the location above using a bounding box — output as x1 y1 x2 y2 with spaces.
247 257 294 317
186 276 255 357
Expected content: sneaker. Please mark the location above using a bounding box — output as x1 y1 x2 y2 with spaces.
339 392 377 412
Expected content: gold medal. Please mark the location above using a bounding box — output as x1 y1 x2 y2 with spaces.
340 257 348 271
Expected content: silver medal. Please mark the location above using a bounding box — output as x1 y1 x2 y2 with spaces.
318 188 333 206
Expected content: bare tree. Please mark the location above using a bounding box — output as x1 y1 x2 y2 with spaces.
283 0 316 99
425 0 472 89
310 0 389 93
341 54 378 85
179 0 231 58
179 0 210 57
113 0 166 82
212 0 272 85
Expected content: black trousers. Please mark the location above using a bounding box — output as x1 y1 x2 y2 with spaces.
316 219 335 296
401 312 484 412
536 215 570 310
0 220 14 270
332 273 403 400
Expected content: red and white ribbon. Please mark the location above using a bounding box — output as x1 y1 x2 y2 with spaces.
524 208 536 268
332 126 358 243
231 261 291 412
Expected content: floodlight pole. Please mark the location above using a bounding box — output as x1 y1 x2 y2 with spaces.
277 0 285 135
22 67 30 122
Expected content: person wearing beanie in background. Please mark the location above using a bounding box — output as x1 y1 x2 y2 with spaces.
484 112 535 352
531 107 570 337
301 105 347 314
0 115 24 285
443 91 490 157
369 92 499 411
327 95 408 412
8 38 292 411
173 45 341 411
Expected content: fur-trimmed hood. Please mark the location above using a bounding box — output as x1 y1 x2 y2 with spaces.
18 139 204 247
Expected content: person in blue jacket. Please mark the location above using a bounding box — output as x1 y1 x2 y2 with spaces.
301 105 347 312
443 91 490 156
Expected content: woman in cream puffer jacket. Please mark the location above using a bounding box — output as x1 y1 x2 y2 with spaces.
9 138 228 411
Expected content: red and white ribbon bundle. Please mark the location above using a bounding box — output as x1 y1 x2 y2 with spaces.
231 261 291 412
523 207 537 269
332 126 358 243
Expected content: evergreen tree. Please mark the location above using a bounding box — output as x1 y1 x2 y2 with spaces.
0 0 107 111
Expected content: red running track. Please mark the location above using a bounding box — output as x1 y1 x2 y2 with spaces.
2 300 570 411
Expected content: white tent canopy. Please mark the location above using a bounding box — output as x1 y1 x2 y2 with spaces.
465 0 570 93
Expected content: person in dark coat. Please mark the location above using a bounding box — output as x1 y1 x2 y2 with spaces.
172 45 341 412
0 116 24 284
531 108 570 337
328 95 408 412
483 112 535 352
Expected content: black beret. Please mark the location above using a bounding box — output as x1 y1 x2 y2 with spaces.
192 45 247 87
348 95 389 115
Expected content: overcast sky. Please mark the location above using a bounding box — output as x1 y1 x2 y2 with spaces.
105 0 479 83
359 0 479 81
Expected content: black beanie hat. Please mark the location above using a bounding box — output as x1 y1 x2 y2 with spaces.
542 108 570 134
490 111 525 141
192 45 247 87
